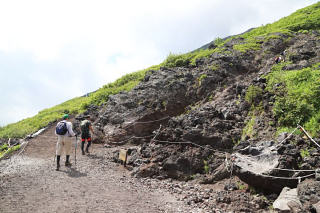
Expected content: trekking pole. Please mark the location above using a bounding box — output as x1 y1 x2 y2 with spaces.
75 135 78 165
91 134 94 153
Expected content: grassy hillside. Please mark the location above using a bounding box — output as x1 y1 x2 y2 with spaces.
266 63 320 136
0 65 159 139
1 2 319 139
0 97 88 138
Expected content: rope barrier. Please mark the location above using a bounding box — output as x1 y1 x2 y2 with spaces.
272 168 316 172
235 125 299 160
109 134 154 144
122 116 170 130
298 125 320 149
152 139 230 154
275 126 299 148
234 154 317 173
233 154 317 180
5 112 320 184
17 141 29 156
255 172 315 180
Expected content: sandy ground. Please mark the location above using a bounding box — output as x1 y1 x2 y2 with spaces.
0 124 195 213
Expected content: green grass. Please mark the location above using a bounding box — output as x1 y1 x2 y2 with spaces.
87 65 160 106
242 115 256 140
245 85 263 106
203 160 209 174
0 97 89 139
300 148 310 159
0 65 160 139
160 47 228 68
0 144 21 159
1 2 320 139
266 63 320 136
161 2 320 65
233 2 320 52
243 2 320 38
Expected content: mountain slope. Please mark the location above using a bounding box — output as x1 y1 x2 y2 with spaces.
1 2 320 212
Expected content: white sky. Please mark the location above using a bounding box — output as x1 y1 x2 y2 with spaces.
0 0 318 126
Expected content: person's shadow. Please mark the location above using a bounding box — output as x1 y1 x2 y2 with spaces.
86 153 104 160
63 167 87 178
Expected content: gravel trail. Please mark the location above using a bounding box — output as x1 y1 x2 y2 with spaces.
0 124 195 213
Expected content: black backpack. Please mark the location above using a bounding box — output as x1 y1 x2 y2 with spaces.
56 121 68 135
80 120 90 134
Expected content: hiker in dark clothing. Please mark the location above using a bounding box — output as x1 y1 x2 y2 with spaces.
80 115 94 155
274 55 283 64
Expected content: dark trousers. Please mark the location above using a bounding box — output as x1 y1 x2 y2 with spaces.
81 137 91 151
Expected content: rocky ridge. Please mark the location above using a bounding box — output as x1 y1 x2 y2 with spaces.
80 32 320 212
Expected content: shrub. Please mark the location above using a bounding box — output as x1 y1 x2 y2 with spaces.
242 115 256 140
245 85 263 106
198 74 207 86
213 37 224 46
203 160 209 174
266 63 320 136
300 148 310 159
162 53 193 68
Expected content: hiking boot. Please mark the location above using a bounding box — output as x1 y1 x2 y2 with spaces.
82 150 85 155
65 155 72 167
56 155 60 171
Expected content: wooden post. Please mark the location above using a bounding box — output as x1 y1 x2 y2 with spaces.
119 149 128 167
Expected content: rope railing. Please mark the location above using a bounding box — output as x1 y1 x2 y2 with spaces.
233 154 317 173
121 116 170 130
272 168 316 172
298 125 320 149
254 172 315 180
275 126 299 148
152 139 230 154
6 113 320 184
109 134 154 144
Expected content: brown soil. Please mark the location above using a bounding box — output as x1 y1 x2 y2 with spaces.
0 123 194 213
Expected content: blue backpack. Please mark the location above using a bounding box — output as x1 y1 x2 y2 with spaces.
56 121 68 135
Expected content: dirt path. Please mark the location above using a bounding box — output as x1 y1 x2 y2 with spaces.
0 124 195 213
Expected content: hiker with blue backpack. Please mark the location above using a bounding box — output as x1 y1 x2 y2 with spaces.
55 114 77 171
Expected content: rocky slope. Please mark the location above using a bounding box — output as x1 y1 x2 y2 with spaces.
76 30 320 212
2 3 320 212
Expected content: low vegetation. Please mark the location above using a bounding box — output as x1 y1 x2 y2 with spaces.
234 2 320 52
1 2 320 140
266 63 320 136
0 143 21 159
245 85 263 106
0 65 160 139
0 97 88 138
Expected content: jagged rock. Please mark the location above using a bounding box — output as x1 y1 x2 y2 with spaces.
85 31 320 213
312 201 320 213
135 163 159 178
233 141 301 193
298 179 320 210
92 128 105 143
273 187 301 212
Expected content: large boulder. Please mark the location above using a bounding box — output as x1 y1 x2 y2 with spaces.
298 179 320 211
233 141 299 193
273 187 302 212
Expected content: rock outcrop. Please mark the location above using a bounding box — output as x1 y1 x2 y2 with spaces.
78 31 320 212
